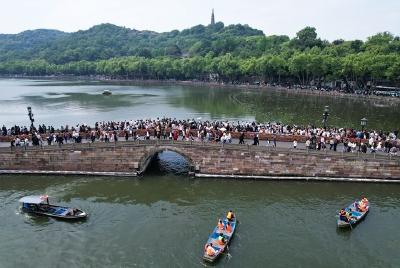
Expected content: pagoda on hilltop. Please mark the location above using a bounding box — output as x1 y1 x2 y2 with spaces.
211 9 215 25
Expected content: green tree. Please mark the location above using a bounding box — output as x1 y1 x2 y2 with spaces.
290 27 323 50
288 52 312 84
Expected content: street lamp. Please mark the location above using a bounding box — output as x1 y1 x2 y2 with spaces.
322 106 329 129
27 106 35 132
361 117 368 132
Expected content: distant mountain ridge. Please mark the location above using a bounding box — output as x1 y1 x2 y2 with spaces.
0 22 265 64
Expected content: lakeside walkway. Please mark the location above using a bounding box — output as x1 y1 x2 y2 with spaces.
2 118 399 157
1 134 398 159
1 130 398 157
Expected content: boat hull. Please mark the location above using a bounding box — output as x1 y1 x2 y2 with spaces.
22 205 87 220
337 201 369 228
203 217 237 263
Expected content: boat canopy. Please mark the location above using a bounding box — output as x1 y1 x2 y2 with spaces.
19 195 49 204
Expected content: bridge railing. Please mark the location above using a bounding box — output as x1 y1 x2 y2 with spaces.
0 138 399 163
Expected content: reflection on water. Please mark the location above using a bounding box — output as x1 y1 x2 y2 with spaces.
0 79 399 130
172 88 400 130
22 92 154 111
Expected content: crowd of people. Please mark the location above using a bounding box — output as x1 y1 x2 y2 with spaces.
1 118 399 155
267 83 400 98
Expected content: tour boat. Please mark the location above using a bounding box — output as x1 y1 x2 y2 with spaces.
337 200 369 228
102 89 112 95
203 217 237 263
19 195 87 220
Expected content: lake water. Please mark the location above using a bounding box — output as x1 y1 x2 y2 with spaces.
0 79 399 130
1 79 400 267
1 152 400 267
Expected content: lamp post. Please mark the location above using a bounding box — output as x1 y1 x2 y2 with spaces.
27 106 35 132
322 106 329 130
361 117 368 132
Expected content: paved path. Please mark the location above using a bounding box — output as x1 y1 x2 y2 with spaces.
0 136 394 158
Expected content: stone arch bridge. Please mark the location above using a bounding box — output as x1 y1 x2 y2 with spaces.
0 140 399 182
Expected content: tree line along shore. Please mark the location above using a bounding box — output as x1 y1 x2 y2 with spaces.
0 23 399 92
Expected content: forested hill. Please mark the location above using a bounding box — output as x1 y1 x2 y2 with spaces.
0 22 264 63
0 22 399 88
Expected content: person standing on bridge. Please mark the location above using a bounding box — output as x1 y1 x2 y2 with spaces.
91 131 96 143
305 139 311 150
239 132 245 144
253 134 259 146
125 130 129 141
114 130 118 143
227 132 232 143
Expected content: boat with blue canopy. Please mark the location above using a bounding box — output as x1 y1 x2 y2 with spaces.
203 214 237 263
337 198 369 228
19 195 87 220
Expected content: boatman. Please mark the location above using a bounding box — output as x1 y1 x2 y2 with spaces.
204 243 217 256
339 209 348 222
227 210 235 221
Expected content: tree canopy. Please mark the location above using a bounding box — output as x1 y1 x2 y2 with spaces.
0 23 399 89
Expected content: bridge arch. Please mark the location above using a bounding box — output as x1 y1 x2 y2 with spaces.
137 146 196 175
